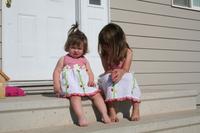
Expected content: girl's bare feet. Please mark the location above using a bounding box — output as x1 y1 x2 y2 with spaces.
101 114 111 124
110 115 119 122
130 102 140 121
109 109 119 122
108 103 119 122
78 117 88 127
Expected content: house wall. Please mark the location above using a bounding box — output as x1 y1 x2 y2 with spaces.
110 0 200 104
0 1 2 68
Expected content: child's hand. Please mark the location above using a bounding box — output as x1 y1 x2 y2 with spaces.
54 88 62 98
87 80 96 87
111 69 125 83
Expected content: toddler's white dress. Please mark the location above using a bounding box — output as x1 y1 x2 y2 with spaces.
60 54 100 97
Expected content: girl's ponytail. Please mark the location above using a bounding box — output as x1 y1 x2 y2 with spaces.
68 22 79 35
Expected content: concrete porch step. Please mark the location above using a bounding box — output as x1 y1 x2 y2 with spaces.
141 88 197 115
0 89 197 132
2 109 200 133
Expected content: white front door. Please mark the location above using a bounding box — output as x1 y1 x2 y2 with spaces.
2 0 75 80
78 0 109 77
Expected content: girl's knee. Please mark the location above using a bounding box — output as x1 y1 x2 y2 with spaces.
90 92 102 100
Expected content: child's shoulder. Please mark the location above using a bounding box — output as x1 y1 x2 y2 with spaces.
57 54 68 63
127 48 132 55
80 55 87 59
58 55 67 61
58 55 65 61
127 48 132 52
79 56 88 63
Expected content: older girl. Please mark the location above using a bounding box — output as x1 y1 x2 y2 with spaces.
98 23 141 122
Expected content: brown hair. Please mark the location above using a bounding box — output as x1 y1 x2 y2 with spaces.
98 23 130 67
64 22 88 55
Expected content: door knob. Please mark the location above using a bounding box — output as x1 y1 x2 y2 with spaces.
6 0 12 8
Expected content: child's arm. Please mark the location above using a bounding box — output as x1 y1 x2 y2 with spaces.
85 60 96 87
112 48 132 83
53 57 64 97
122 48 133 72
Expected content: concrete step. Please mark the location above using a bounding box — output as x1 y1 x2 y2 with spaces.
141 89 197 115
0 89 197 132
2 110 200 133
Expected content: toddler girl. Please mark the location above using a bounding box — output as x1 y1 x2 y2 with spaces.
53 23 110 126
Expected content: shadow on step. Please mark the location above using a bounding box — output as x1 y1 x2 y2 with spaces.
114 101 132 119
41 93 132 124
41 93 56 97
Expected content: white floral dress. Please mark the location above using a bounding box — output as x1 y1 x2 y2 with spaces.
60 55 100 97
98 63 141 103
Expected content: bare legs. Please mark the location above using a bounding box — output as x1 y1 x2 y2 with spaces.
70 93 110 127
70 95 139 126
131 102 140 121
70 96 88 126
91 93 111 123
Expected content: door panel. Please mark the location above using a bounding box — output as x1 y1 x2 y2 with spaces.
2 0 75 80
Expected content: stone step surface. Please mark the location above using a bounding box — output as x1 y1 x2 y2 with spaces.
2 110 200 133
0 89 197 132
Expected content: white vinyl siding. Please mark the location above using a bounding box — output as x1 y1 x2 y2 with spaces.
110 0 200 104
